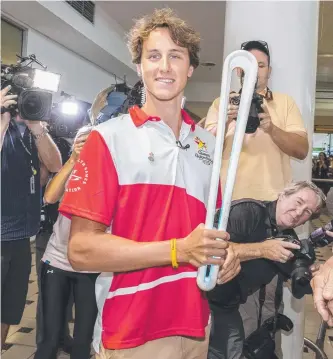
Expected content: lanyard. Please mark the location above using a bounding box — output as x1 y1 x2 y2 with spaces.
12 122 37 177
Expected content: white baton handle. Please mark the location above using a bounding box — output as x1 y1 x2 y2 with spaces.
197 50 258 291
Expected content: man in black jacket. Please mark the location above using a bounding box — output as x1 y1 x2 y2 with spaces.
208 181 326 359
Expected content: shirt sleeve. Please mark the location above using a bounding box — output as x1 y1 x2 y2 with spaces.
284 95 307 134
227 202 263 243
204 97 220 133
59 130 119 226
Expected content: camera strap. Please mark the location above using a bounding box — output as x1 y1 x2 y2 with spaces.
258 285 266 329
257 273 284 335
272 274 284 335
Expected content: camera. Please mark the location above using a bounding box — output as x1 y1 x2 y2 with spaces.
230 90 264 134
1 54 60 121
275 220 333 299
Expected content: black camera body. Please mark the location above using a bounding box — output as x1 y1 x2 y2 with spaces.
275 220 333 299
1 55 60 121
230 91 264 133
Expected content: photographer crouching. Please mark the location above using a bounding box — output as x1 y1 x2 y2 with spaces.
1 85 61 347
208 181 326 359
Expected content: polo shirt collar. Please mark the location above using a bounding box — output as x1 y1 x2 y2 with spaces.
129 105 196 132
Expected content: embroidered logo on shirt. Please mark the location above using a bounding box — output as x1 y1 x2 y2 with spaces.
194 136 207 150
194 137 213 166
66 159 89 193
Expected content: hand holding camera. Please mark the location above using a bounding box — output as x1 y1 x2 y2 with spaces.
261 238 300 263
1 86 17 124
258 103 274 134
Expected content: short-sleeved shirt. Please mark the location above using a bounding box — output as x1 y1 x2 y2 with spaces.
1 121 41 240
59 106 221 351
205 92 307 201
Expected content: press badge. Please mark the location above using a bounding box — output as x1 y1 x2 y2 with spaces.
30 175 35 194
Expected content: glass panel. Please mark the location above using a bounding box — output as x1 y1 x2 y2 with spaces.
1 19 23 65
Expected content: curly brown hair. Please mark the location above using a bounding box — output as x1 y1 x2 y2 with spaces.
127 8 200 68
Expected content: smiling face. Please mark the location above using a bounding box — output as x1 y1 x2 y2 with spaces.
137 27 194 103
276 188 319 229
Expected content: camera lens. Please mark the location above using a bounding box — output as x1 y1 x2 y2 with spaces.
290 259 312 299
18 89 52 121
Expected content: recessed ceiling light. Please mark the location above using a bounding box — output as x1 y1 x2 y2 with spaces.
201 62 216 67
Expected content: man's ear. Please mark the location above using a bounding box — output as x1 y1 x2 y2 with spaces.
268 66 272 79
187 65 194 78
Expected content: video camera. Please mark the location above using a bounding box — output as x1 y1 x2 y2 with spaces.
275 219 333 299
1 54 60 121
229 89 264 134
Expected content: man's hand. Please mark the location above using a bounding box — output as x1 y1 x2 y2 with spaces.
178 224 229 268
258 104 274 134
261 239 301 263
311 256 333 326
217 243 241 284
1 86 17 125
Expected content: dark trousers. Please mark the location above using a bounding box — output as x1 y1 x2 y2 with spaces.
208 303 245 359
35 231 73 346
34 263 98 359
1 238 31 325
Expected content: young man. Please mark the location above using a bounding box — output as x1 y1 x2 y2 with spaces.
59 9 240 359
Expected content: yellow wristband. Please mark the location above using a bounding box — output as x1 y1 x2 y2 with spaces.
170 238 178 269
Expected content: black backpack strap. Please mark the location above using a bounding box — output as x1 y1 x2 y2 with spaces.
258 284 266 329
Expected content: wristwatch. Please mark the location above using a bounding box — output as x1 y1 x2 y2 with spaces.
33 127 49 141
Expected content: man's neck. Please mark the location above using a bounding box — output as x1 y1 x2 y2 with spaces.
142 93 183 139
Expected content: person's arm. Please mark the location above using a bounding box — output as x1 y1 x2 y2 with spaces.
0 116 10 151
68 219 229 272
204 96 237 136
25 121 62 173
230 239 300 263
40 163 50 188
269 126 308 160
44 158 75 204
311 255 333 326
226 202 300 263
259 99 308 160
44 131 90 204
1 86 17 151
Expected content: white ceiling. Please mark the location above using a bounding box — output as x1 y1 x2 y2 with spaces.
98 1 226 83
100 0 333 91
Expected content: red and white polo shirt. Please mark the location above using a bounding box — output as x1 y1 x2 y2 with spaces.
59 106 221 352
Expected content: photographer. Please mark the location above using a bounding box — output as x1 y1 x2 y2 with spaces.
208 181 326 359
1 85 62 347
311 233 333 327
204 40 308 201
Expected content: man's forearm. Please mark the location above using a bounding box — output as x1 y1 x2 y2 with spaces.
33 131 62 172
69 233 171 272
0 121 9 151
230 242 263 262
270 126 308 160
68 223 189 272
